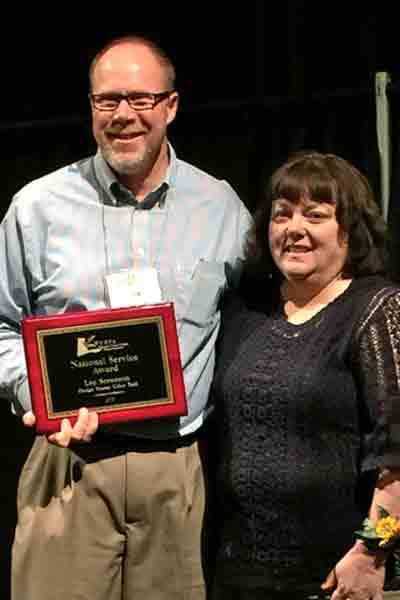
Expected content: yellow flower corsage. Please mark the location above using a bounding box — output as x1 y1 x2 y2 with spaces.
356 506 400 550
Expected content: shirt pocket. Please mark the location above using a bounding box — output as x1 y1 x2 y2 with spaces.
177 260 226 327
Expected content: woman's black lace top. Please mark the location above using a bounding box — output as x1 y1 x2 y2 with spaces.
213 276 400 591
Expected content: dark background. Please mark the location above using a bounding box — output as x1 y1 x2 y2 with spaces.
1 5 400 598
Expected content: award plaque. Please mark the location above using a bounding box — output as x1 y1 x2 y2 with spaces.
21 303 187 434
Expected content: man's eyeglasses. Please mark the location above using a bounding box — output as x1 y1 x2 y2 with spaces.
89 90 173 112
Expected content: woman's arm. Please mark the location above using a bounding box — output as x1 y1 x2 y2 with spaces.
323 288 400 600
322 469 400 600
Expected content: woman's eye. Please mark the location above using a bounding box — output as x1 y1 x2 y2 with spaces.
307 211 326 220
272 212 289 222
272 207 290 219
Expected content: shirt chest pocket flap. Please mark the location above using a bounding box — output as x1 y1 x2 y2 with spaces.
181 260 226 327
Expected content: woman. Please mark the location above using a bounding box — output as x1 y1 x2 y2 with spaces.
212 152 400 599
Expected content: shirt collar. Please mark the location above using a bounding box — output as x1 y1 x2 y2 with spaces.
93 143 178 208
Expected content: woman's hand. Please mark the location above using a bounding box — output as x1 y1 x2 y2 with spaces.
321 541 385 600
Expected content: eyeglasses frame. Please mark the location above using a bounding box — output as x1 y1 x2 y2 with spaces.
89 90 174 112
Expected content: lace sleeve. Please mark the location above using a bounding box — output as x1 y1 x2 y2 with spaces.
352 289 400 470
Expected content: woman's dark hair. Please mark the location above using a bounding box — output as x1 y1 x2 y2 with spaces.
246 151 388 281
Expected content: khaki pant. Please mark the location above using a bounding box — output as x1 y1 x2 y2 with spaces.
12 435 207 600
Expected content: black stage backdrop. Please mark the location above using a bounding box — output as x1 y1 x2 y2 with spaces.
1 5 399 598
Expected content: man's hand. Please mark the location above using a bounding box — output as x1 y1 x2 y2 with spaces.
321 540 385 600
23 407 99 447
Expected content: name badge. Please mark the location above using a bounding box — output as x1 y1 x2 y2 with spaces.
105 268 163 308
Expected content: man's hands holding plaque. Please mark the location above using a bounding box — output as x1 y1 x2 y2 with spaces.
23 408 99 447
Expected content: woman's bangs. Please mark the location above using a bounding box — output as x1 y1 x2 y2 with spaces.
272 168 338 204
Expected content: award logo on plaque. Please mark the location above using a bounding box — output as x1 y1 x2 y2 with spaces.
22 303 187 434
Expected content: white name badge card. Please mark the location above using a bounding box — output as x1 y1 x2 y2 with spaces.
105 268 162 308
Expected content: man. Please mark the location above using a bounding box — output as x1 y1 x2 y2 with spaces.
0 36 251 600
